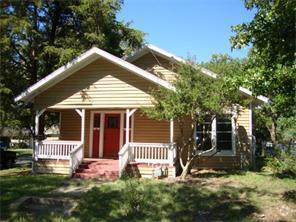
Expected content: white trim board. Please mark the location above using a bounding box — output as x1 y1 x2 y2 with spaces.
15 47 175 103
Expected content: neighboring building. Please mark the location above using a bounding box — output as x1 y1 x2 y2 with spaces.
15 45 267 179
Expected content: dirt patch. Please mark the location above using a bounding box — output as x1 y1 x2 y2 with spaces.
10 196 78 217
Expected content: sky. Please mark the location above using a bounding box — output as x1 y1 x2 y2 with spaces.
118 0 255 62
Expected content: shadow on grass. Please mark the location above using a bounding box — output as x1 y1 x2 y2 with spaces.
274 172 296 179
0 171 65 220
73 179 260 222
190 169 246 178
283 190 296 203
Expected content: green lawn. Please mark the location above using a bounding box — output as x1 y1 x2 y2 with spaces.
0 167 66 220
1 168 295 221
9 148 32 157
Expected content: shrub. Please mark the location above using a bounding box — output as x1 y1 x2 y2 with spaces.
265 146 296 177
123 178 146 217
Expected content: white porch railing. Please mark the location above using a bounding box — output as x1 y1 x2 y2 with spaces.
118 143 130 177
69 142 84 175
130 143 175 164
118 142 176 177
36 140 81 160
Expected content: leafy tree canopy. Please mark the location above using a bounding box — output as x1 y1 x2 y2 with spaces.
230 0 296 142
0 0 144 134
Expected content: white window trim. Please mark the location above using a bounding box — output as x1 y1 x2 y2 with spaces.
196 115 236 156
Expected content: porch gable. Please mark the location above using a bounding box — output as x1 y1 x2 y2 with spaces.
34 58 158 109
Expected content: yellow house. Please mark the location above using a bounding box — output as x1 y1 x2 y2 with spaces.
15 44 268 179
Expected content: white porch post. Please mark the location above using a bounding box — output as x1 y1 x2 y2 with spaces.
170 119 174 143
75 109 85 158
34 109 46 161
75 108 85 143
81 109 85 144
126 109 130 144
126 108 137 145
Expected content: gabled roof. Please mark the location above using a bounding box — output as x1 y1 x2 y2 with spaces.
126 44 268 103
15 47 175 102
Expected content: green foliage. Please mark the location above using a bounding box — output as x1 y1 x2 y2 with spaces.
145 62 241 122
0 0 144 135
144 61 243 177
123 178 146 217
253 109 271 143
277 116 296 144
203 53 247 79
265 148 296 177
231 0 296 142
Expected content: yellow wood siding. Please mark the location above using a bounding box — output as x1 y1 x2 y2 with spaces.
59 109 90 157
151 65 177 83
195 156 240 169
126 164 176 178
173 107 251 169
237 106 251 135
59 110 81 141
34 58 156 109
133 111 170 143
34 160 70 175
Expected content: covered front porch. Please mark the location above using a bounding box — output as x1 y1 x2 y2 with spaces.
34 108 177 178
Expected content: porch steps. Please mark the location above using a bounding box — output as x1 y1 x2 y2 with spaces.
73 159 119 180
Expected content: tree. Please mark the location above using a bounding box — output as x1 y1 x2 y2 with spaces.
0 0 144 135
231 0 296 143
144 62 241 179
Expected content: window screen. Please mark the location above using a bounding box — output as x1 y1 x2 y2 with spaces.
93 114 100 128
216 116 232 151
196 116 212 151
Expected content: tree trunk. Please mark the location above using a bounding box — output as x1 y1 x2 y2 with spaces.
180 159 193 180
270 119 277 144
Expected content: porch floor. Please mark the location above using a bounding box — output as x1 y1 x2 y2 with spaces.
73 159 119 180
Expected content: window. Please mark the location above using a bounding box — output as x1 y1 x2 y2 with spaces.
216 116 232 151
107 117 119 128
93 114 100 128
196 115 234 154
196 116 213 151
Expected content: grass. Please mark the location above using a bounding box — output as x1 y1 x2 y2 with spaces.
9 148 32 156
0 167 66 220
0 168 295 221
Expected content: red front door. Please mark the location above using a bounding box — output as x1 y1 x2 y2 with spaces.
104 114 120 158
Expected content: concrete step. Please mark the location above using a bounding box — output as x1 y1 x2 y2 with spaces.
73 172 118 180
73 159 119 180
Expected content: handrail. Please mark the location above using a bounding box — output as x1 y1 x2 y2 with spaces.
69 142 84 176
118 143 130 177
129 142 176 165
36 140 80 160
40 140 81 144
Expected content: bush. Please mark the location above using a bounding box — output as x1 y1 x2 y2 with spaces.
265 146 296 177
123 178 146 217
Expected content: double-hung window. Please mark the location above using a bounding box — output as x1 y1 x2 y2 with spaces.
196 116 213 151
196 115 234 155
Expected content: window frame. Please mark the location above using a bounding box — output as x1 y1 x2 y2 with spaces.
195 114 236 156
